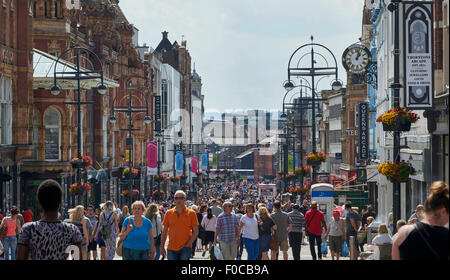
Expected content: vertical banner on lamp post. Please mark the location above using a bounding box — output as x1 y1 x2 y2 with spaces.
202 152 208 171
154 96 162 132
403 1 434 109
125 147 132 163
212 154 218 169
147 142 158 176
288 154 294 172
191 157 198 176
295 154 299 169
176 152 183 176
358 102 369 161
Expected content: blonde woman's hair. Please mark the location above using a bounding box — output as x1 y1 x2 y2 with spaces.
68 205 84 222
378 223 389 235
122 205 129 215
367 216 375 224
145 203 159 221
131 201 146 212
102 201 115 212
257 206 270 219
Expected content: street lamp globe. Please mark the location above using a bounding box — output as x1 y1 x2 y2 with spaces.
316 113 323 121
98 84 108 95
50 85 61 96
283 81 295 91
144 116 152 124
109 115 117 124
280 112 288 119
331 80 343 91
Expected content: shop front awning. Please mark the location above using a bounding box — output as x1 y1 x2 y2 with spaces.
33 48 119 90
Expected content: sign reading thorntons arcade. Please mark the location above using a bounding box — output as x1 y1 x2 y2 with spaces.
403 1 434 109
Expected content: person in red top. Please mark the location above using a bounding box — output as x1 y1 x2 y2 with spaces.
304 201 327 260
22 207 33 224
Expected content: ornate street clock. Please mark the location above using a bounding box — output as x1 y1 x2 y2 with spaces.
342 44 372 74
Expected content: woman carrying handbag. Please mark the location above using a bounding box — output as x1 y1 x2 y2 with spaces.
0 207 21 260
118 201 155 260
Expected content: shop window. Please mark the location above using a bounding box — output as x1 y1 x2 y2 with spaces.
44 108 61 161
0 77 13 145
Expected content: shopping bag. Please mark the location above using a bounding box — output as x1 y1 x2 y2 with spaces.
209 245 223 260
341 241 349 257
214 245 224 260
321 241 328 255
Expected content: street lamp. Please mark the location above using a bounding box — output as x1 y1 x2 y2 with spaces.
284 36 340 182
52 46 107 208
110 83 152 205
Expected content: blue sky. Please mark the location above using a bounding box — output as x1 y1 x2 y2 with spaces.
120 0 365 114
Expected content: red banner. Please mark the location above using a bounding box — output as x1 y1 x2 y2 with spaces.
147 142 158 175
191 157 198 174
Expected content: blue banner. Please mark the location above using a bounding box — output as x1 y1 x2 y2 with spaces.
295 154 299 169
202 152 208 170
176 152 183 171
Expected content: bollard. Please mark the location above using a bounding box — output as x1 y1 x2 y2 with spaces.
350 236 355 260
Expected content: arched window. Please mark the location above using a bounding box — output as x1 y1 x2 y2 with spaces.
44 108 61 161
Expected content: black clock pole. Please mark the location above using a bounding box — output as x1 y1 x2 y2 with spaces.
391 0 402 235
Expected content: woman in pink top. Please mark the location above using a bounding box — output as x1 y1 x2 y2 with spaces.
0 206 21 260
201 208 217 257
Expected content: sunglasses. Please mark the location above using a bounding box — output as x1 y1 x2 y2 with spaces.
175 197 186 200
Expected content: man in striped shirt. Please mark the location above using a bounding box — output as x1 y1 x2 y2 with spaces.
288 204 305 260
214 201 240 260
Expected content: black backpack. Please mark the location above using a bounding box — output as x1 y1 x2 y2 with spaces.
100 213 113 241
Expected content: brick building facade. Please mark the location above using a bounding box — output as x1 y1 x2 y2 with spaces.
1 0 153 214
0 0 34 213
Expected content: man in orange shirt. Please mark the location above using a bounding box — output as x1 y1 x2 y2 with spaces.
160 190 199 260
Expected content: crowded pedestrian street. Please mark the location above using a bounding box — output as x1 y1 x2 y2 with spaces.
0 0 448 269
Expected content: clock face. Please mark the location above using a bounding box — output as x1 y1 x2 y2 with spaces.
342 45 372 74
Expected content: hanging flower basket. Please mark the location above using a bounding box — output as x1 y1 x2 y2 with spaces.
378 161 416 183
155 174 167 182
180 174 187 180
121 190 130 197
196 171 204 176
69 182 91 195
306 152 327 166
170 176 180 182
289 186 308 194
123 168 139 178
377 107 420 132
295 166 312 177
152 190 165 197
130 189 139 197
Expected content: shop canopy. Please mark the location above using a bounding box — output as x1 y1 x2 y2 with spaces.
33 48 119 90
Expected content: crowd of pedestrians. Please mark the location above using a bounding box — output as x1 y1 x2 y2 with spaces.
0 178 448 260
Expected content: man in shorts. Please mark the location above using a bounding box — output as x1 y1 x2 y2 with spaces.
344 201 361 259
270 200 292 260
